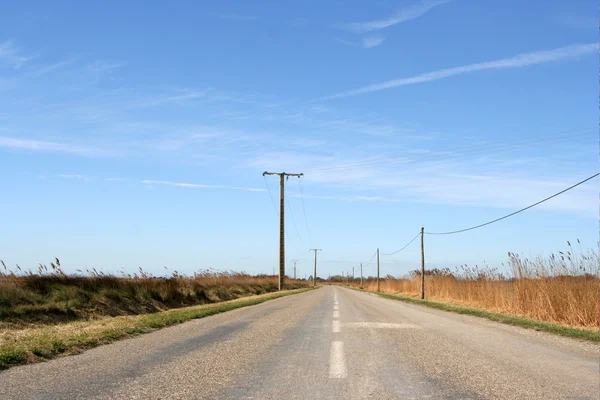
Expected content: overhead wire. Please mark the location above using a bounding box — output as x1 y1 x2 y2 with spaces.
362 250 378 269
306 133 595 175
263 175 278 213
298 177 315 248
286 185 305 246
263 175 302 252
303 128 595 174
425 173 599 235
304 126 593 173
380 232 421 256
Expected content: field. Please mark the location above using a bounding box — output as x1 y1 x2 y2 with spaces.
0 260 310 368
352 242 599 329
0 260 308 328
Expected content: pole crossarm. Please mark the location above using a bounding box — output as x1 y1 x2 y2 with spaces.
263 171 304 177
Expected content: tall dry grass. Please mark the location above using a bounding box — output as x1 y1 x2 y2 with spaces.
0 259 307 326
354 242 599 328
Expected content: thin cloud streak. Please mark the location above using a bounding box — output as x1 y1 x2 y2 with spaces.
87 60 127 74
319 43 598 100
0 136 107 156
0 41 34 69
141 180 265 192
362 35 385 49
211 13 258 21
341 0 451 33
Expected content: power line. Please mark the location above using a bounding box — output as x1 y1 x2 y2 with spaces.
304 128 594 174
362 250 377 269
307 132 595 175
263 175 278 213
285 185 304 246
304 127 593 173
425 173 599 235
380 232 421 256
263 174 302 252
298 177 315 248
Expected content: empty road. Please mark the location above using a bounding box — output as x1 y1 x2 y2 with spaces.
1 286 597 399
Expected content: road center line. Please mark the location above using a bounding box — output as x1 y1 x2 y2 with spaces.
329 341 347 379
333 310 340 318
332 320 341 333
342 322 420 329
334 305 339 310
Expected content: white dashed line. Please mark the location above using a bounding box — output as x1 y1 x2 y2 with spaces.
343 322 420 329
329 341 347 378
332 320 341 333
333 310 340 319
334 305 339 310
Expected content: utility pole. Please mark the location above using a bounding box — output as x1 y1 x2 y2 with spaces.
360 263 363 289
263 171 303 291
420 227 425 300
310 248 321 288
352 267 354 283
376 248 380 292
291 259 299 280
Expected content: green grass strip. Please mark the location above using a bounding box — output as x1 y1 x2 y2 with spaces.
349 287 599 342
0 288 313 370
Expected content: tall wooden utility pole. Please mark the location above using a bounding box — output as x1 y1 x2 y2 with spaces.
310 249 321 287
376 248 380 292
360 263 363 289
420 227 425 300
263 171 303 291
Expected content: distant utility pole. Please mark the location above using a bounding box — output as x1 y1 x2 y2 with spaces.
360 263 363 289
310 248 321 287
263 171 303 291
291 259 299 280
420 227 425 300
352 267 354 282
376 248 380 292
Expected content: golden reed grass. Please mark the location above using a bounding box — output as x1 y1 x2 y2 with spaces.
354 241 599 328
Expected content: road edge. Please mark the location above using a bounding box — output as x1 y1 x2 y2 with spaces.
0 287 316 370
344 286 599 342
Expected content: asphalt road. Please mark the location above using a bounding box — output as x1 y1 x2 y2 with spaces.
1 286 597 399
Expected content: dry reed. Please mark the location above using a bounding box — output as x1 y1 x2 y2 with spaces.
353 241 599 328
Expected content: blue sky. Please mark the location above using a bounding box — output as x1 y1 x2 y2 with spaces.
0 0 597 278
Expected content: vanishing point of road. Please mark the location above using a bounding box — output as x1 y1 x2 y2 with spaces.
1 287 597 399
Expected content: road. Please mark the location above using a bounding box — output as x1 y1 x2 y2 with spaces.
1 286 597 399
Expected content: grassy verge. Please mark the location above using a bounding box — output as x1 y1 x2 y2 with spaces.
1 272 308 326
348 287 600 342
0 288 313 370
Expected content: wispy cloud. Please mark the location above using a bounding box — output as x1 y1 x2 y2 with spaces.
319 43 598 100
556 15 597 30
361 35 385 49
211 13 258 21
87 60 127 74
336 35 385 49
29 58 75 78
57 174 87 179
130 90 207 109
140 180 265 192
0 136 108 156
340 0 451 33
0 41 34 69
